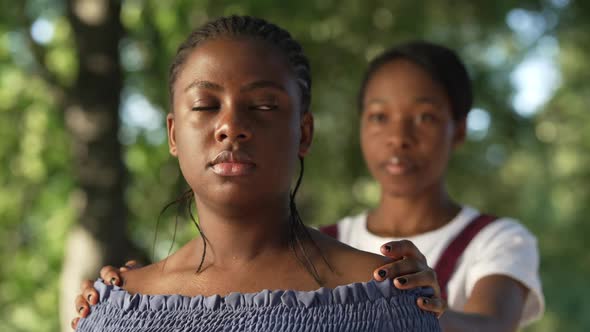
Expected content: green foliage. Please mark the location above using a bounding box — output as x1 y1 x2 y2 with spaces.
1 0 588 330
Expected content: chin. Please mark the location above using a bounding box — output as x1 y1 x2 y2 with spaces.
200 192 259 212
213 184 257 199
385 189 422 198
213 183 282 205
382 181 426 198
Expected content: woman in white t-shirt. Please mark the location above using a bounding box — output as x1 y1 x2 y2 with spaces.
320 41 544 331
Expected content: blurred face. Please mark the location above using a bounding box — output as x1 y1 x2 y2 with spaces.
167 37 313 208
360 59 465 197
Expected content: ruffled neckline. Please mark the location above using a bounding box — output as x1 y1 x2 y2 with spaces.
93 278 433 312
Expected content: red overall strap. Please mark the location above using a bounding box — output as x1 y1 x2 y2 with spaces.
319 224 339 239
434 214 497 301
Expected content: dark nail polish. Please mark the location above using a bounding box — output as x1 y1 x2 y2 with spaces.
396 277 407 285
384 245 392 252
79 306 84 313
378 269 387 278
87 293 92 302
422 298 430 305
110 277 117 285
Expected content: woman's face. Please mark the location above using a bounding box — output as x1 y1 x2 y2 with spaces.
360 59 465 197
168 37 313 208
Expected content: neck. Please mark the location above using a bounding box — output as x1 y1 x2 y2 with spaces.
367 182 461 237
191 194 293 267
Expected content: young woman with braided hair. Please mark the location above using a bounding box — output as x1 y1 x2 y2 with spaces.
321 42 544 331
72 16 441 332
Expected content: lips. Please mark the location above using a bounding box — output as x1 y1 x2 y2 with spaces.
209 150 256 176
382 155 417 175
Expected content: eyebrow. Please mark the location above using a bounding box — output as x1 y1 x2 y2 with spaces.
364 98 387 107
240 80 287 93
184 80 223 92
184 80 287 94
363 96 443 110
414 96 441 106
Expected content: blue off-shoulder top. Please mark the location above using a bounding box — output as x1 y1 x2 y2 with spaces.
76 279 440 332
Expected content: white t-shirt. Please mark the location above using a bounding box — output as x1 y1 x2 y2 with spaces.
334 206 544 327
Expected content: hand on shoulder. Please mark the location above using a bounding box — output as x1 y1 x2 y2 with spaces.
309 227 389 286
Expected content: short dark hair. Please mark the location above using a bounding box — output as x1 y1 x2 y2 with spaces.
358 41 473 120
168 15 311 113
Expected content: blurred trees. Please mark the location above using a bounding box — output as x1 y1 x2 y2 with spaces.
0 0 587 331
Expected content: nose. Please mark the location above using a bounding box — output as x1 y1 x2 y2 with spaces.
214 106 252 143
387 117 414 149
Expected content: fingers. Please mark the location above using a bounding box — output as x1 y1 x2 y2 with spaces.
373 257 428 281
83 287 99 306
119 260 140 272
380 240 427 263
79 279 93 292
78 279 99 305
73 279 102 330
71 317 80 330
74 294 90 318
417 296 447 318
99 261 139 282
99 265 122 286
387 268 446 317
392 270 440 295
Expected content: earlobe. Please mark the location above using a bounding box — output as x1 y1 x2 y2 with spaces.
298 112 314 157
167 113 178 157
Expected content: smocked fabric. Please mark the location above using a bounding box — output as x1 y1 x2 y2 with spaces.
76 279 440 332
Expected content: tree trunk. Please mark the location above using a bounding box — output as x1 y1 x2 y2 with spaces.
59 1 130 330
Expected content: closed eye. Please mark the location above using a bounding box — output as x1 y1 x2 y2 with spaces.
250 104 278 111
191 106 219 111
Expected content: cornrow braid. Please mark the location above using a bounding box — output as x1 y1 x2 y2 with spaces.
168 15 311 113
161 15 329 285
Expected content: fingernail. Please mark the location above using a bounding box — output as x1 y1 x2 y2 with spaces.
78 306 84 313
384 245 391 252
396 277 407 285
378 269 387 278
422 298 430 305
110 277 118 285
87 294 92 302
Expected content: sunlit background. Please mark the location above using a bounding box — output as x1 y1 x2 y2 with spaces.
1 0 589 331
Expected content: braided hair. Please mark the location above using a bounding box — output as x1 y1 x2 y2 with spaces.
169 15 311 113
160 15 329 285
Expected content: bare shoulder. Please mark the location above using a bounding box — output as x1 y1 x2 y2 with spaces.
119 261 167 294
121 242 197 294
120 239 202 295
307 227 389 286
